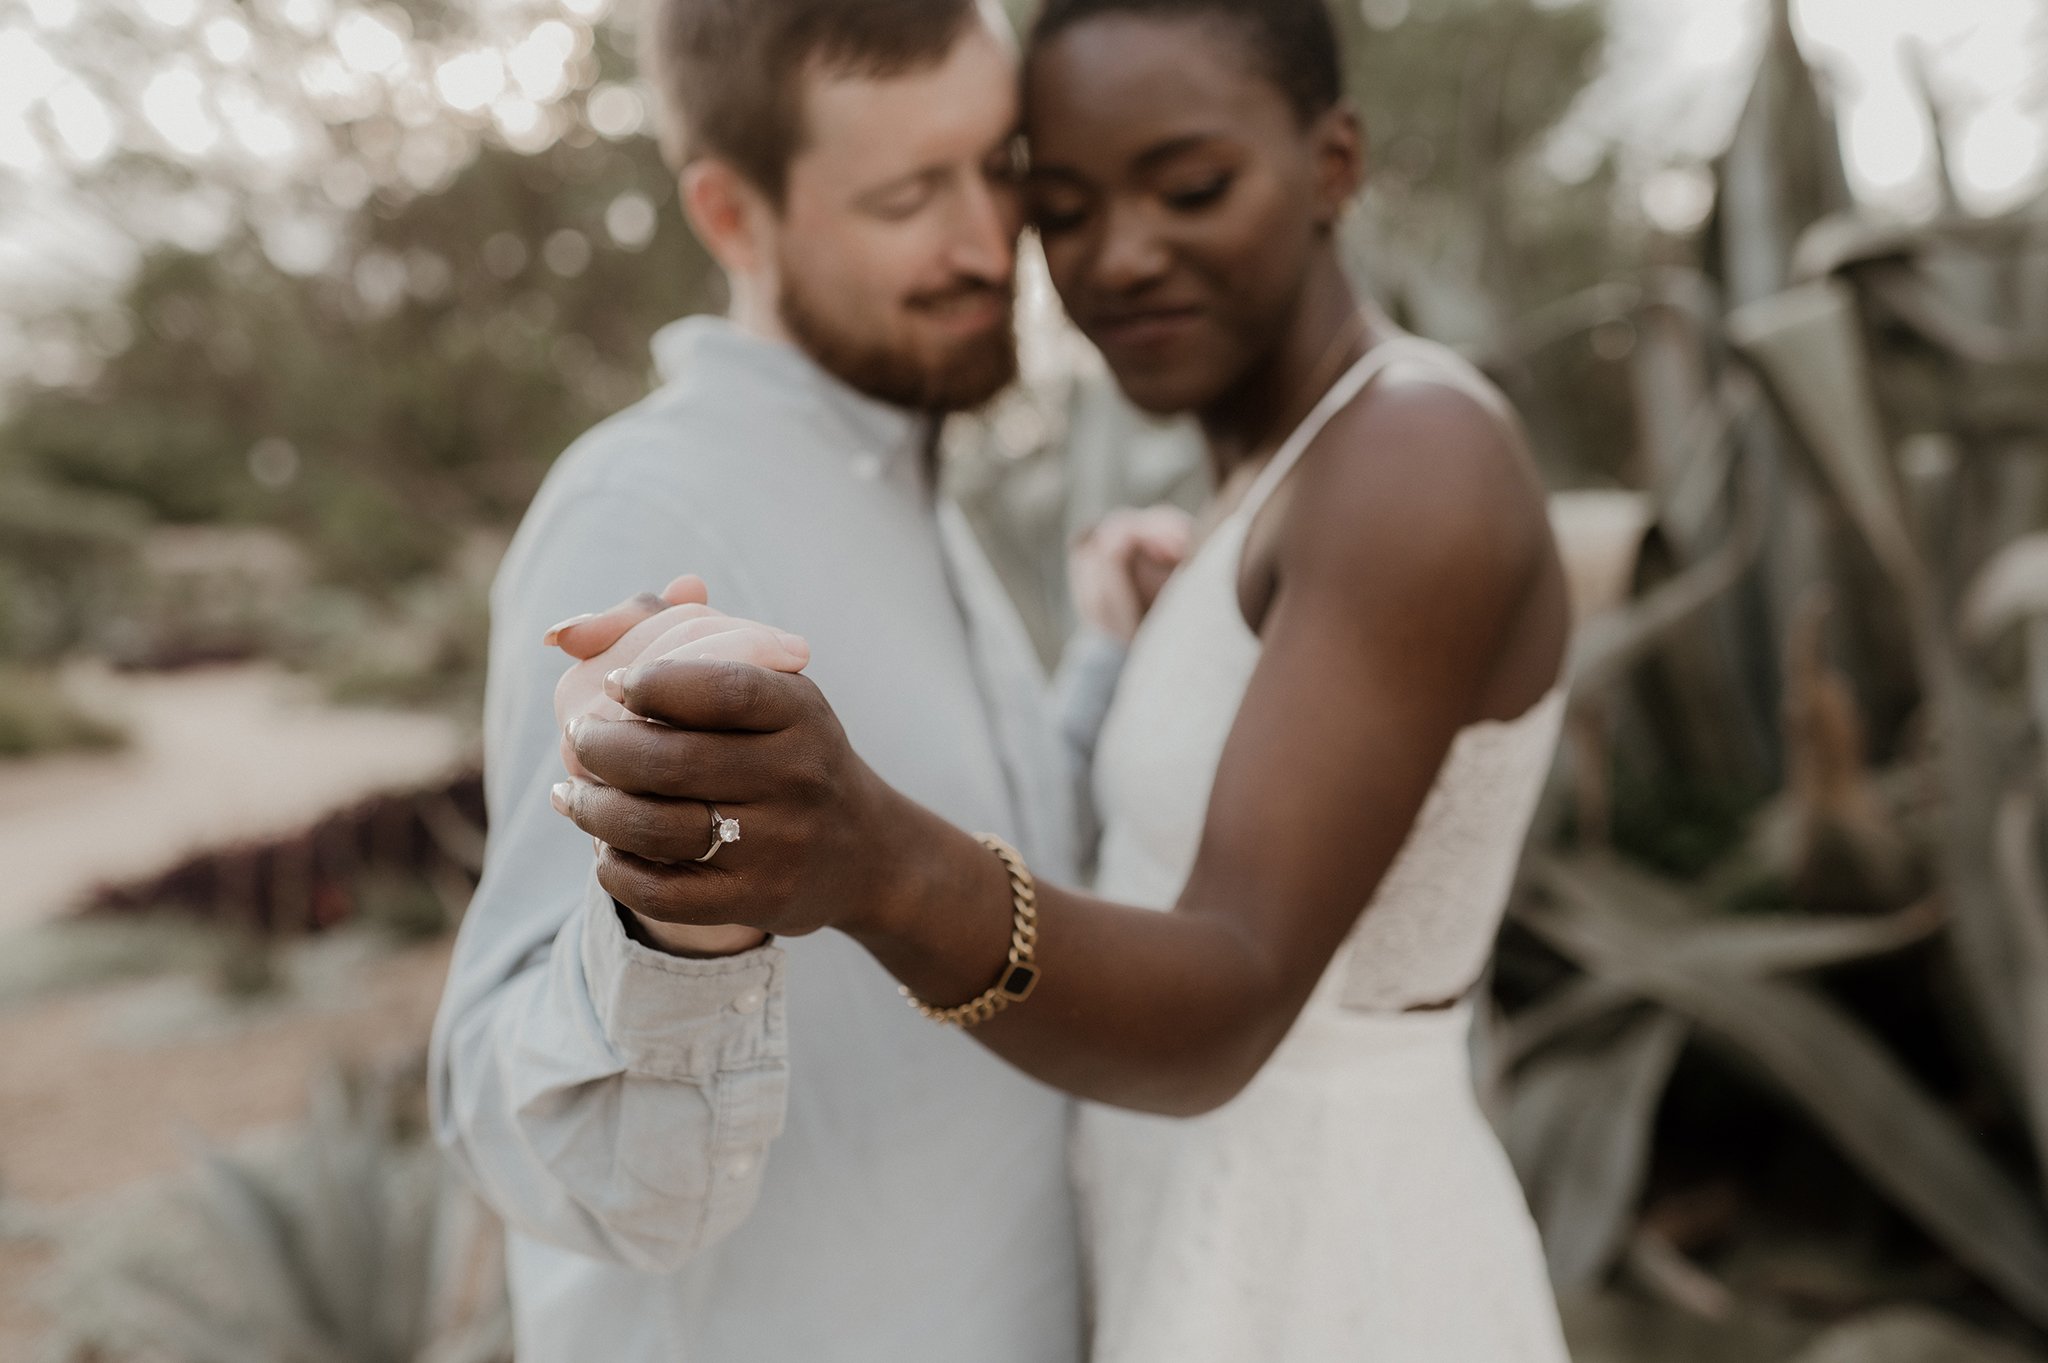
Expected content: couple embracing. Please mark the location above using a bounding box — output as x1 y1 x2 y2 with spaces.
429 0 1576 1359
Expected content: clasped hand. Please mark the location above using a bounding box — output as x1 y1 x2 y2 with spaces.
544 578 896 949
542 506 1190 954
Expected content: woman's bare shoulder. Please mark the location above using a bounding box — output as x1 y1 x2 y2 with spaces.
1280 360 1550 614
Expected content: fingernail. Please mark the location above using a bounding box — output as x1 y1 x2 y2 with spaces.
542 613 597 646
550 781 572 815
776 631 808 654
603 668 627 702
567 715 589 747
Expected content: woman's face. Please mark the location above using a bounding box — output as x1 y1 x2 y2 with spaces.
1023 15 1349 416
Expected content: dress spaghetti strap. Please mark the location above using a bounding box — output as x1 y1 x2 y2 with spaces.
1234 335 1450 528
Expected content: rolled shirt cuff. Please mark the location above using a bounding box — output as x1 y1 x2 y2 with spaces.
578 876 787 1081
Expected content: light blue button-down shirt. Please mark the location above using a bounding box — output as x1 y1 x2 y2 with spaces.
430 317 1084 1363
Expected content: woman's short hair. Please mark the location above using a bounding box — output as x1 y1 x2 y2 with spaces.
1030 0 1344 126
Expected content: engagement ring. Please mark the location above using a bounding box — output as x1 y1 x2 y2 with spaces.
695 805 741 863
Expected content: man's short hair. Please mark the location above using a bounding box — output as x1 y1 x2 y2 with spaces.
643 0 983 205
1029 0 1343 127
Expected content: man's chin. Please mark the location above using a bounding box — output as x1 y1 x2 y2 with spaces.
920 333 1018 413
780 287 1017 413
815 333 1016 414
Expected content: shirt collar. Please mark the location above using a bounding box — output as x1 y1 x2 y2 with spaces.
650 315 929 483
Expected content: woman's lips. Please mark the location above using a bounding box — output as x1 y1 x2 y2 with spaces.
1090 306 1205 353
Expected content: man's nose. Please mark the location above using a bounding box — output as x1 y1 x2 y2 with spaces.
946 174 1020 284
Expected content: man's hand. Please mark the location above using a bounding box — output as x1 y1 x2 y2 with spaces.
552 646 911 943
549 576 715 782
544 574 711 659
548 576 812 776
1069 505 1193 644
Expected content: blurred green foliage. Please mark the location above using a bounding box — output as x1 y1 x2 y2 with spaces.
0 664 125 757
1338 0 1635 486
0 14 719 738
3 132 710 597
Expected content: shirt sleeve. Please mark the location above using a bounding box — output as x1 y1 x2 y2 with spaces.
1050 626 1126 780
428 466 789 1274
1048 626 1127 878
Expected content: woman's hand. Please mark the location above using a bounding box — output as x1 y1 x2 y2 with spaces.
545 579 812 956
552 648 924 944
1069 505 1194 644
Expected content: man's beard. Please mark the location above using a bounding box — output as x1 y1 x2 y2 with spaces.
779 272 1018 414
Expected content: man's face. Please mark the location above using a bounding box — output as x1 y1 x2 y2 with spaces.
771 18 1023 413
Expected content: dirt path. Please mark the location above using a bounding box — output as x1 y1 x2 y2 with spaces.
0 665 467 932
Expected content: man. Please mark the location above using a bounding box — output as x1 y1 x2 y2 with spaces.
427 3 1088 1358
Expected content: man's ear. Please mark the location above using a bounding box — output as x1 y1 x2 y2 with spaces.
1310 104 1366 229
681 158 775 274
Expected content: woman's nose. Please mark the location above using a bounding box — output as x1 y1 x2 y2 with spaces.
1093 203 1170 294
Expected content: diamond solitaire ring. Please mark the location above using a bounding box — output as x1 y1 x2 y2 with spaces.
695 805 741 863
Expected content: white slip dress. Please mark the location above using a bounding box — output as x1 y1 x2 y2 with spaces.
1073 337 1573 1363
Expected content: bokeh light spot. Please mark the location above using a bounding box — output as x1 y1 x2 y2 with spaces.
434 51 504 114
143 68 220 157
482 232 527 280
605 191 656 250
542 228 590 277
586 83 643 139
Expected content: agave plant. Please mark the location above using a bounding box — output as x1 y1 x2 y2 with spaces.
1495 74 2048 1363
1425 0 2048 1310
1502 849 2048 1298
46 1059 509 1363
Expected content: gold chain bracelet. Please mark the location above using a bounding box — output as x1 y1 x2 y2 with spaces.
899 833 1040 1028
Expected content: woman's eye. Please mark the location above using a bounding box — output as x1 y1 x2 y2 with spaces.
1033 208 1087 235
1027 195 1089 235
1162 174 1233 212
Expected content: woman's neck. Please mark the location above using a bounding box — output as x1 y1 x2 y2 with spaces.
1198 255 1383 484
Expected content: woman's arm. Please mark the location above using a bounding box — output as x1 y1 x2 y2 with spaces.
560 383 1567 1115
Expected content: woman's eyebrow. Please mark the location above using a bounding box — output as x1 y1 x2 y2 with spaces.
1028 131 1230 183
1130 132 1229 171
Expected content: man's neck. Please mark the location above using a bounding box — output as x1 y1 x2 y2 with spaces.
727 276 793 348
720 274 938 485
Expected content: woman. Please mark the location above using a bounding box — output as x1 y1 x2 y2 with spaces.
562 0 1573 1356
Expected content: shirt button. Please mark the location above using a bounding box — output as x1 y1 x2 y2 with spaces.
732 988 764 1015
726 1153 756 1179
